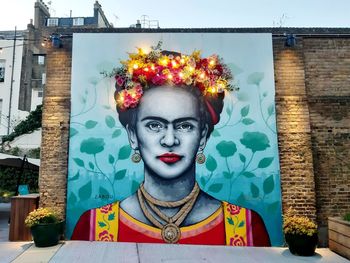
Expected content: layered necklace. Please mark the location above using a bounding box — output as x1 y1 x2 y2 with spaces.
137 182 200 243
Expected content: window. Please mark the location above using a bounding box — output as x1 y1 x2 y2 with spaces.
38 91 43 98
0 60 5 82
47 18 59 27
38 55 45 65
73 18 84 26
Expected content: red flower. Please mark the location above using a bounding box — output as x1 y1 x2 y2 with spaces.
230 234 246 246
98 230 114 241
227 204 241 215
100 204 113 214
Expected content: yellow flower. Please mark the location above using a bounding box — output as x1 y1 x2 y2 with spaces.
283 208 317 236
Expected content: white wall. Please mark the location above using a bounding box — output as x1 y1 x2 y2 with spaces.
0 39 28 136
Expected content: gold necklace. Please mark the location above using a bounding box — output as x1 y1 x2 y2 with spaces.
137 182 200 243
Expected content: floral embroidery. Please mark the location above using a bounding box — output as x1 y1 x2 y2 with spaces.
98 230 114 241
100 204 113 214
230 234 246 246
226 204 241 215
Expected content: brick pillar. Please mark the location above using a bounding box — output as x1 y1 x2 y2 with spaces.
39 39 72 218
273 38 317 219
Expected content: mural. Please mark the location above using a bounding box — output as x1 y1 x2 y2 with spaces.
67 33 283 246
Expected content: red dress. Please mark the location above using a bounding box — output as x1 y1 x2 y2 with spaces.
72 201 270 246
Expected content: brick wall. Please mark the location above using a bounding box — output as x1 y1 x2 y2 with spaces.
39 33 350 246
273 38 317 220
303 38 350 244
38 39 72 217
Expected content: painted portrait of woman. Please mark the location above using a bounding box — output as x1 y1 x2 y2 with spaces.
71 45 271 246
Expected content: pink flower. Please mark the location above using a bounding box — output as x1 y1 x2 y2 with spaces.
100 204 113 214
230 234 246 246
116 76 125 87
227 204 241 215
98 230 114 241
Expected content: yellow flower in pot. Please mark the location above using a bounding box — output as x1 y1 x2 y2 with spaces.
25 207 64 247
283 208 318 256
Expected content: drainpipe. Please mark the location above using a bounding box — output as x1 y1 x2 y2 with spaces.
7 26 16 135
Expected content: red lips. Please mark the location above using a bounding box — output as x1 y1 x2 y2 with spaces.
158 153 182 164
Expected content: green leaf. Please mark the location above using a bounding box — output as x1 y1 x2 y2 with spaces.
70 128 78 138
237 193 246 205
98 221 107 228
238 221 245 228
208 183 223 193
80 138 105 155
247 72 264 85
108 154 115 164
88 162 95 170
262 91 268 97
216 141 237 157
68 192 77 204
69 171 80 181
227 217 234 225
105 115 116 128
211 129 221 137
112 129 122 138
267 201 280 213
268 104 275 116
114 169 127 180
243 171 255 178
223 171 233 179
118 145 132 160
108 212 115 221
78 181 92 201
226 106 232 117
200 177 206 187
240 105 250 117
205 155 217 172
73 158 85 167
239 153 246 163
240 132 270 153
250 183 260 198
99 186 109 196
258 157 274 168
263 175 275 195
131 180 139 193
242 118 255 125
85 120 98 129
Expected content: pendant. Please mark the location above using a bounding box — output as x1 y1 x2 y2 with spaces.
161 223 181 243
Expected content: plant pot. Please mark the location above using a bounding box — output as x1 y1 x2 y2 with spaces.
30 221 65 247
285 233 318 256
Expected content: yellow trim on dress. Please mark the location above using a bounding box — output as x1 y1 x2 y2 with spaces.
95 202 119 241
223 201 248 246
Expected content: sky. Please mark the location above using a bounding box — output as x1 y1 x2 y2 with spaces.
0 0 350 31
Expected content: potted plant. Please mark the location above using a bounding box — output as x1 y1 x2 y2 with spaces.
328 212 350 259
283 208 318 256
25 207 64 247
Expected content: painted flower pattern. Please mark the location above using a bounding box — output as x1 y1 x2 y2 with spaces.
98 230 114 241
100 204 113 214
226 204 241 215
230 234 246 246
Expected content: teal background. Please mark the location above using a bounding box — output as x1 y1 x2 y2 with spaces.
67 33 283 245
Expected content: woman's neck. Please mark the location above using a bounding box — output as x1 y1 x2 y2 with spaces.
143 166 196 202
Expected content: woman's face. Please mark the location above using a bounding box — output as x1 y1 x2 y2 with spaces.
126 86 208 180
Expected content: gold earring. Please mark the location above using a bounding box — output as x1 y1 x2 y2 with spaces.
131 151 141 163
196 150 206 164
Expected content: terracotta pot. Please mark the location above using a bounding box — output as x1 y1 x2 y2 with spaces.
285 233 318 256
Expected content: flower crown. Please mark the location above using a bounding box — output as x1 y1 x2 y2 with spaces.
111 42 234 110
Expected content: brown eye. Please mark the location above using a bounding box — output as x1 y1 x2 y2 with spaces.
146 121 164 132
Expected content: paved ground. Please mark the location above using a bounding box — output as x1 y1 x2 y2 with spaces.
0 203 348 263
0 241 348 263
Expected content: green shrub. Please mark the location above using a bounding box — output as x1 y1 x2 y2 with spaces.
0 166 38 192
2 105 42 143
344 213 350 222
